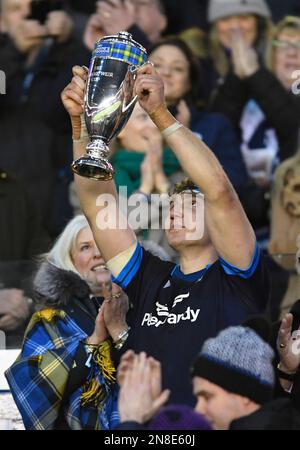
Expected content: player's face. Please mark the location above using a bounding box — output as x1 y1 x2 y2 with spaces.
165 192 207 249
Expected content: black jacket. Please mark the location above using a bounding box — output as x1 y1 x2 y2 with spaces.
210 68 300 161
0 169 50 348
230 399 300 430
0 169 50 261
0 35 82 236
162 0 209 33
266 0 300 22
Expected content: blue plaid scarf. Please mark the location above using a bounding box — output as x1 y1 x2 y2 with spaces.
5 308 120 430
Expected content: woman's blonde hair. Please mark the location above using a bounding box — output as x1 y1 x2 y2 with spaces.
209 15 273 77
47 214 90 276
266 16 300 72
178 27 208 59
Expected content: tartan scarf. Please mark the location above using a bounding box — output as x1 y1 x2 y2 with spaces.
5 308 119 430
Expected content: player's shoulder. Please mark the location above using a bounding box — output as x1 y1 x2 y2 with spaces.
216 244 268 281
141 243 175 273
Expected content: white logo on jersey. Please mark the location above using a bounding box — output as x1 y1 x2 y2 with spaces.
172 292 190 308
163 280 171 289
141 294 200 328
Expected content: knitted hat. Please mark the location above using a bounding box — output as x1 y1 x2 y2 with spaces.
191 326 275 405
149 404 212 430
208 0 271 23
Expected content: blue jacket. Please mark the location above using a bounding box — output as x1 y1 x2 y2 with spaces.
190 108 249 194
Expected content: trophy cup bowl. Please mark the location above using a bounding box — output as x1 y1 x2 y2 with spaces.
71 31 148 181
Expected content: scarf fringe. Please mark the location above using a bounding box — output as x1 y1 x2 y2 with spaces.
81 340 116 407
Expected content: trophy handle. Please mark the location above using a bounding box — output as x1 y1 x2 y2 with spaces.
122 61 152 113
84 60 95 111
122 94 138 113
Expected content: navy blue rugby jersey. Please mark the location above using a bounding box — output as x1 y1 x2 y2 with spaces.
113 242 270 406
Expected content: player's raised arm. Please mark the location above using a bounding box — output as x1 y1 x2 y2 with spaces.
134 63 256 269
61 66 136 262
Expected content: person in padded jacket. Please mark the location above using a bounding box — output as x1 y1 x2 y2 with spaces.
0 0 82 236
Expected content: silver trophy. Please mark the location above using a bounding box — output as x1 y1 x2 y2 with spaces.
72 31 148 180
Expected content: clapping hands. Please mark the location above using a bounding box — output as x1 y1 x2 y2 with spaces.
118 351 170 424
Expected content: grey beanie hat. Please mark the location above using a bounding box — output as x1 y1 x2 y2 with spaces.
208 0 271 23
191 326 275 405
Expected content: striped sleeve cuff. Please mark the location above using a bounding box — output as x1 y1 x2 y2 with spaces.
219 243 260 279
111 242 143 289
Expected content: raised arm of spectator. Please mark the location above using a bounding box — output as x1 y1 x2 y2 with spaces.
61 66 136 262
135 64 256 269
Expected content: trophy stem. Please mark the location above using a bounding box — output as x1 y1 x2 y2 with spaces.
87 139 109 161
71 138 115 181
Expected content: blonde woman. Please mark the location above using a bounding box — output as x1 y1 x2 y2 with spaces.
5 215 129 430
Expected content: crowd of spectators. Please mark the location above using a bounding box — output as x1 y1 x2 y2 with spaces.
1 0 300 431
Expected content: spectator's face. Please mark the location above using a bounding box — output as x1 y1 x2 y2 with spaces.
133 0 167 43
150 45 191 105
1 0 31 33
165 193 206 250
215 14 257 49
118 103 158 152
71 226 111 293
193 377 250 430
274 29 300 90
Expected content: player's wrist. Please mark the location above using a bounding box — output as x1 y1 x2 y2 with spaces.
71 116 82 140
72 115 89 142
149 104 176 132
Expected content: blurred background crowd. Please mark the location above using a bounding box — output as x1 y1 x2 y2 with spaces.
0 0 300 348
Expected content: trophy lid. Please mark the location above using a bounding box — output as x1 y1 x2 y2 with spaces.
96 31 147 53
94 31 148 65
